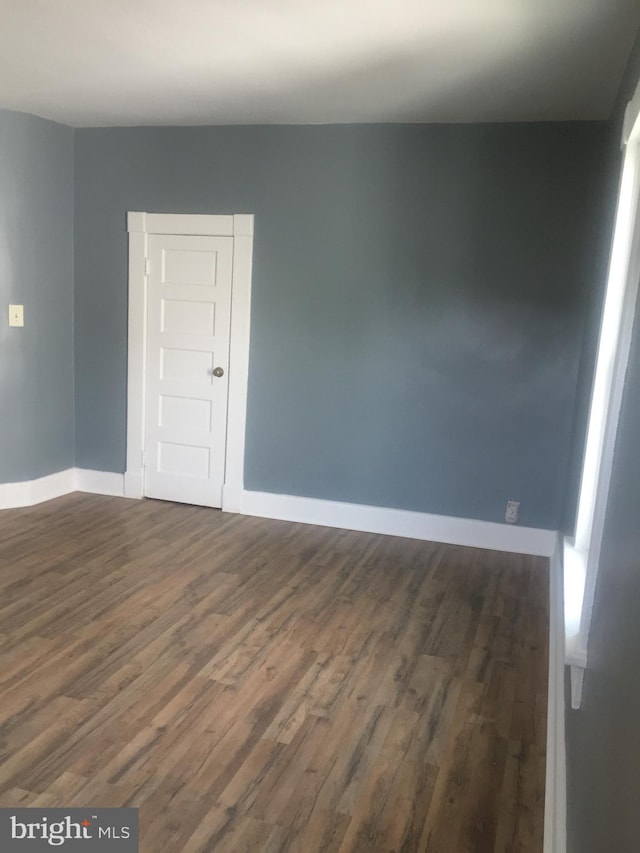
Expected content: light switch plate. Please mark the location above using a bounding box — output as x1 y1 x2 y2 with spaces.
9 304 24 327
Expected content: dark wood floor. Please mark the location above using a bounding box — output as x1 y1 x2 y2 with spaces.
0 493 548 852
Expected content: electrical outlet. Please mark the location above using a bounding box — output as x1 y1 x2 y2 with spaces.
505 500 520 524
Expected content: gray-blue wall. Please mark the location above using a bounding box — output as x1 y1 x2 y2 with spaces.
75 123 608 528
0 110 74 482
73 123 611 528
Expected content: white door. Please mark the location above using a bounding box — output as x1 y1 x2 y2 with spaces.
143 233 233 507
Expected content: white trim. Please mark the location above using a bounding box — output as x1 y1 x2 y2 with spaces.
567 647 587 670
225 215 254 500
29 470 75 504
570 665 585 712
0 469 75 509
124 470 144 500
237 489 557 556
0 468 126 509
544 535 567 853
125 216 148 498
125 212 254 508
131 212 235 236
221 482 244 514
563 539 587 666
0 479 32 509
75 469 125 497
0 474 558 557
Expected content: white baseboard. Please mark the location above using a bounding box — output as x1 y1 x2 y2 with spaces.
221 482 243 513
0 469 76 510
544 534 567 853
32 469 76 503
0 473 557 559
238 490 557 557
74 469 125 497
0 480 31 509
0 468 125 509
124 468 143 499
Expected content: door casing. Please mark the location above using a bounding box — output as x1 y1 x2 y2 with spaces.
125 212 254 511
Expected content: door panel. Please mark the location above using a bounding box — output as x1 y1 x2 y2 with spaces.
144 233 233 507
159 395 212 430
161 299 216 335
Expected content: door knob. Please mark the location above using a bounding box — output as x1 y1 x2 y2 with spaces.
212 366 224 378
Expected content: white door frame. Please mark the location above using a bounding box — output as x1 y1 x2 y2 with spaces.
125 212 254 512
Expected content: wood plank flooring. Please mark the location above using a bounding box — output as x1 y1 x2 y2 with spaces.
0 493 548 852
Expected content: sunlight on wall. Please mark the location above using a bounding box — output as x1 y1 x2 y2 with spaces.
566 92 640 694
574 148 638 553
